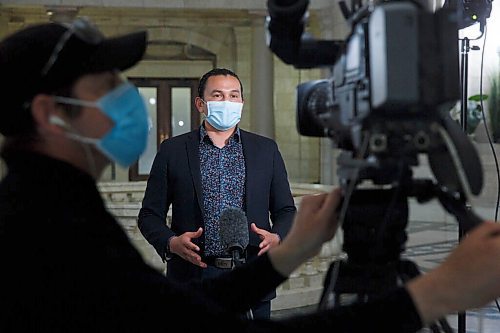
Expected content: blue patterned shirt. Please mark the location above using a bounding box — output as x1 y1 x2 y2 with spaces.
199 124 246 256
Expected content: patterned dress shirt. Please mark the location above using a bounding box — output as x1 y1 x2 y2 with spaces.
199 124 246 256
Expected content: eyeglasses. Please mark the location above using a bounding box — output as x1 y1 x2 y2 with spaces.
41 17 104 77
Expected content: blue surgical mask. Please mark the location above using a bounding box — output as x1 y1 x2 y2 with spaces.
53 82 149 167
204 100 243 131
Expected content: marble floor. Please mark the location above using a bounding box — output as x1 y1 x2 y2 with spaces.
272 218 500 333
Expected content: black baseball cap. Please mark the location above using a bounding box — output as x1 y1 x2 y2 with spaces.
0 17 147 136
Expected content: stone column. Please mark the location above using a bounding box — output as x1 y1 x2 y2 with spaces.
250 17 275 139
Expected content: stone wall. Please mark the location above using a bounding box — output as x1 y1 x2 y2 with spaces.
0 4 327 185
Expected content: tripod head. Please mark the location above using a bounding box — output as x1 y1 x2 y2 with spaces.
338 168 483 268
336 111 484 242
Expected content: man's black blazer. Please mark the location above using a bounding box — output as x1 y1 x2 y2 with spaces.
138 127 296 284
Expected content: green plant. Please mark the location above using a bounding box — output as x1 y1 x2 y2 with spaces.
449 94 488 135
466 94 488 135
488 74 500 142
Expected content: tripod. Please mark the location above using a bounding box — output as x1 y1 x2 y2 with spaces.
458 28 484 333
318 184 456 333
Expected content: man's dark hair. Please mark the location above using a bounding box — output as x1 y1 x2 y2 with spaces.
197 68 243 99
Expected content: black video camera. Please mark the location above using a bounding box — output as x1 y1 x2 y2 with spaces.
266 0 484 232
267 0 483 192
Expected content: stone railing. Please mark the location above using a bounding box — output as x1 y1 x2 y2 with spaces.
97 181 343 311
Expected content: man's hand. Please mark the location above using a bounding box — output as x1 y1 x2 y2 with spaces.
251 223 281 256
169 227 207 268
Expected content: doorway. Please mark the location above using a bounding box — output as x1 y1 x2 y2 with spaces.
129 78 200 181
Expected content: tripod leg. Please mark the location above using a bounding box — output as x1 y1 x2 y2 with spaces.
429 322 443 333
318 260 342 310
438 317 454 333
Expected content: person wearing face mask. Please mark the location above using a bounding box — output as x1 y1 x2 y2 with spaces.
138 68 296 319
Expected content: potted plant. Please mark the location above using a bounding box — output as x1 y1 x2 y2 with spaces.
449 94 488 136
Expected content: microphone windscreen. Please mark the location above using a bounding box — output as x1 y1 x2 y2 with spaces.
219 207 249 251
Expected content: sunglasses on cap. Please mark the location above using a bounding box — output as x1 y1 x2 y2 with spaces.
41 17 104 77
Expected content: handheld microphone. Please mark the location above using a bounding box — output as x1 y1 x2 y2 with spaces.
219 207 249 267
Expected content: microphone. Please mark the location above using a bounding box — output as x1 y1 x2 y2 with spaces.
219 208 254 319
219 207 249 268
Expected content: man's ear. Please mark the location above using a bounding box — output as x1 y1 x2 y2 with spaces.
194 96 206 114
31 94 67 134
